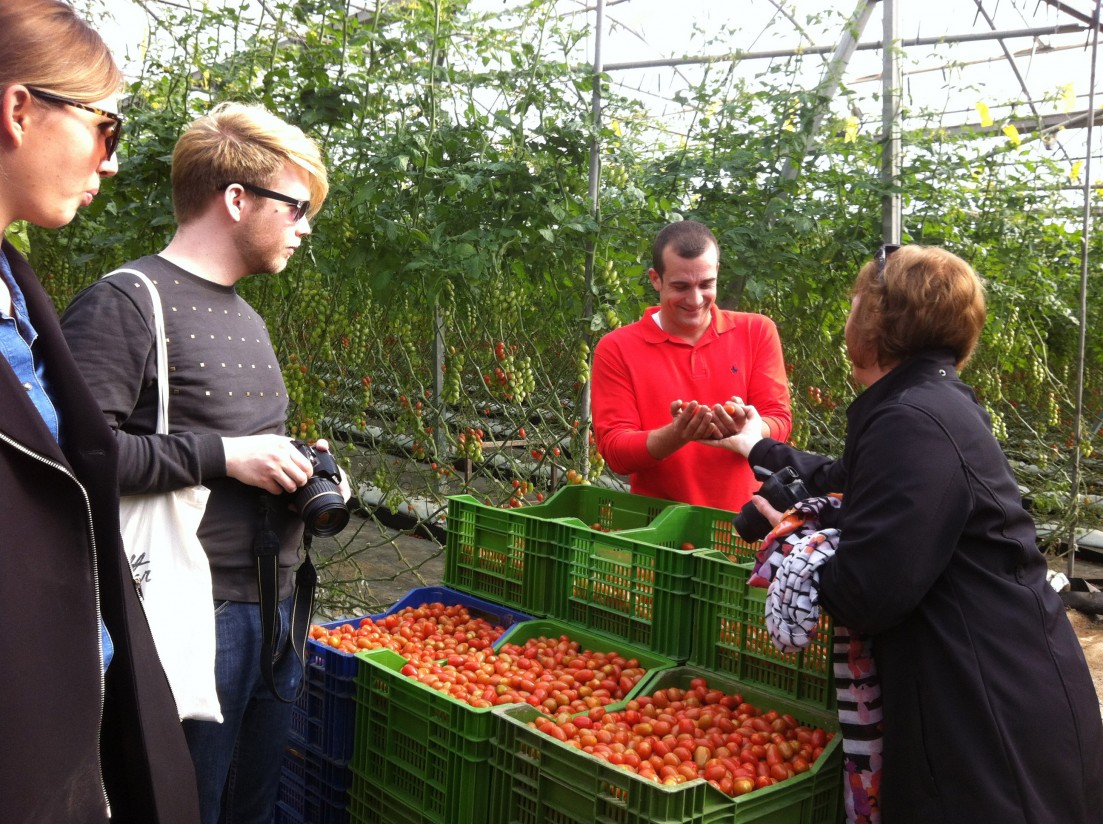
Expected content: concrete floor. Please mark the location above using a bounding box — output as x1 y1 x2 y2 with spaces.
308 510 447 622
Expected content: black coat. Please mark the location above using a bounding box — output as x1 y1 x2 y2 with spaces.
0 240 199 823
750 349 1103 823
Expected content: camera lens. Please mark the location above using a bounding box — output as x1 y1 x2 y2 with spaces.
296 478 350 537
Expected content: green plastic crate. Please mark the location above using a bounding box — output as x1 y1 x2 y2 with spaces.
490 665 844 824
492 617 678 672
349 648 501 824
349 624 675 824
619 503 761 563
347 767 434 824
347 763 520 824
556 522 698 660
443 486 679 617
443 496 550 617
513 484 681 531
690 551 834 711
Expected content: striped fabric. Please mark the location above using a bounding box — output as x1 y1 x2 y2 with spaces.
750 496 883 824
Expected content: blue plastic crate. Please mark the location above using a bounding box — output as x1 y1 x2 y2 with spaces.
277 748 307 822
279 743 351 824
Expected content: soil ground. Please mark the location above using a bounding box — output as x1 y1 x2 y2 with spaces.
1052 554 1103 710
313 512 1103 710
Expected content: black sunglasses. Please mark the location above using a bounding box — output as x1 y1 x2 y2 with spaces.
28 88 124 158
225 182 310 222
875 243 902 279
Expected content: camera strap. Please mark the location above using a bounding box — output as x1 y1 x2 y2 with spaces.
253 496 317 704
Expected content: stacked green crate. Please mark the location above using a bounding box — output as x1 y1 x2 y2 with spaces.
346 619 676 824
620 502 759 562
443 485 679 618
691 551 835 710
553 521 697 660
490 666 843 824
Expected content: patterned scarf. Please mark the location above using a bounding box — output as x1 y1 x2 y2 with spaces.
750 495 883 824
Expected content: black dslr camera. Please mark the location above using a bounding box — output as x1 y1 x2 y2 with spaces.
289 440 350 537
733 466 809 543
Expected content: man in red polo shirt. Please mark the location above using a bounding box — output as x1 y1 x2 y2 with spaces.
591 220 791 512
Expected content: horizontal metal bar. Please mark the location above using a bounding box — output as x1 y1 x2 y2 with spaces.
601 23 1086 72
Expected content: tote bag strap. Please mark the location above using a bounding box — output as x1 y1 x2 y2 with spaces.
103 268 169 436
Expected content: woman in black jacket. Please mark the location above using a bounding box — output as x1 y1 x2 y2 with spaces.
0 2 199 821
722 245 1103 823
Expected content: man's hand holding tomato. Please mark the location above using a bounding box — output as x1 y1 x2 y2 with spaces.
704 399 769 456
645 399 720 461
647 394 771 461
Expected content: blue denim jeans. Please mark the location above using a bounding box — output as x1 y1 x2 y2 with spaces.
183 596 300 824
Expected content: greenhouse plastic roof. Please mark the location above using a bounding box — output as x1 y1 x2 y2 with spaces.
104 0 1101 173
584 0 1100 171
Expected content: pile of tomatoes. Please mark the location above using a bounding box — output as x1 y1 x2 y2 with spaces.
310 604 648 713
531 677 833 798
397 634 648 711
309 602 504 665
311 604 832 800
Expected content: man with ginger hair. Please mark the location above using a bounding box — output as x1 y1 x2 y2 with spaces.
63 102 330 824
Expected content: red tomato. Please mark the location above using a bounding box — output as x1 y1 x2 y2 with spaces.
732 777 755 796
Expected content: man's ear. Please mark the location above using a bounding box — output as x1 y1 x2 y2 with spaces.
222 183 247 223
647 267 663 293
0 85 34 149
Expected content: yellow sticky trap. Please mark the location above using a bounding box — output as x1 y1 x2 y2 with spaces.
1059 83 1075 114
843 115 859 143
976 101 993 127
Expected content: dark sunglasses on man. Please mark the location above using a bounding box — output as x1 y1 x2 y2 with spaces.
28 88 124 158
222 182 310 223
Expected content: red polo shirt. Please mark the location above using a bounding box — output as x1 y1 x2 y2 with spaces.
591 306 791 511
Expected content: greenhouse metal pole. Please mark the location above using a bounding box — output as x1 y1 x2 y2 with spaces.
599 25 1084 72
429 0 448 489
881 0 901 244
1066 0 1101 578
578 0 605 481
778 0 876 185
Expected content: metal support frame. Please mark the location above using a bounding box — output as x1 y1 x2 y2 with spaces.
577 0 605 481
1067 0 1102 577
600 24 1085 73
881 0 902 245
779 0 877 185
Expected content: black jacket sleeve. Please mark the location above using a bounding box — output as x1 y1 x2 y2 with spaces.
747 437 847 495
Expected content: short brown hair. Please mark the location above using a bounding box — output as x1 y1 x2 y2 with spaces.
0 0 122 102
849 245 986 371
651 220 719 276
171 102 329 224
